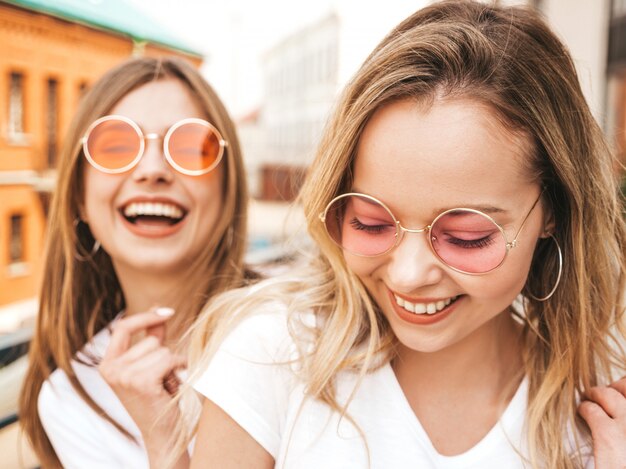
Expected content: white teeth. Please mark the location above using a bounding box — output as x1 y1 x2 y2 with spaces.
123 202 184 219
394 295 458 315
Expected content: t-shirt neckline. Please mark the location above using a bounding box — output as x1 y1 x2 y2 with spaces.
380 362 528 463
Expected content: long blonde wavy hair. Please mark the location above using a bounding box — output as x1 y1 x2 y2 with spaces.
19 56 250 468
180 2 626 467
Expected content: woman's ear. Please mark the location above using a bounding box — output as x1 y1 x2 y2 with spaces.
541 202 556 238
77 202 88 224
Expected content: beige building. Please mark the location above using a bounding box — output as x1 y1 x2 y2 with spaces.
242 0 624 202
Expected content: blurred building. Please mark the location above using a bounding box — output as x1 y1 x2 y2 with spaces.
236 107 264 198
255 13 339 201
609 0 626 168
0 0 202 322
242 0 624 202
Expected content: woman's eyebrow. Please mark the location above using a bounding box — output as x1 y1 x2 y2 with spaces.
350 186 510 215
438 204 506 215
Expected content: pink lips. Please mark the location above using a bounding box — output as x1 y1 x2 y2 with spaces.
386 289 461 326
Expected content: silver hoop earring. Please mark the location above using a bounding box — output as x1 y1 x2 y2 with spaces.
526 234 563 302
74 218 101 261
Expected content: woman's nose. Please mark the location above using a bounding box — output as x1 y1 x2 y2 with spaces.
131 137 174 184
385 230 444 292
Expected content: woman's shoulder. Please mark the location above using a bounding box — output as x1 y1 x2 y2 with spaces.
38 357 147 468
40 324 112 401
38 322 139 433
216 298 316 364
37 364 100 429
191 298 315 459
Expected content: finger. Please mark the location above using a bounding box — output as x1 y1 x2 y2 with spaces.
114 335 162 363
578 400 612 431
146 307 175 342
105 308 175 359
171 354 187 372
585 386 626 419
122 349 186 384
100 335 162 382
103 345 186 392
609 376 626 397
101 343 167 387
114 348 175 390
146 322 166 343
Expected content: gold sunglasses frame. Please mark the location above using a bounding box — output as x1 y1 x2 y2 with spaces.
81 114 228 176
319 191 544 275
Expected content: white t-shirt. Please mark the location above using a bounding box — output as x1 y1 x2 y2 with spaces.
38 323 150 469
194 304 593 469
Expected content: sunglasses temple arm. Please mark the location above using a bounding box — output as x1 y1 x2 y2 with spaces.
510 190 545 247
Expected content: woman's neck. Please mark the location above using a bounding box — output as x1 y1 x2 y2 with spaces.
390 310 525 456
113 262 191 344
392 310 524 402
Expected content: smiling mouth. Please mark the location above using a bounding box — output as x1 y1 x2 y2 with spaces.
393 294 460 315
120 202 187 227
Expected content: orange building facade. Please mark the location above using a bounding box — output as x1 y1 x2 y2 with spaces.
0 1 202 310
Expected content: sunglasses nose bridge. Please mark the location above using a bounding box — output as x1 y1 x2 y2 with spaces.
131 131 175 180
394 223 432 252
400 224 430 235
141 133 165 156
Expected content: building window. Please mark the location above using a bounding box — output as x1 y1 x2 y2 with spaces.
78 81 88 98
47 78 59 167
9 214 24 264
8 72 25 136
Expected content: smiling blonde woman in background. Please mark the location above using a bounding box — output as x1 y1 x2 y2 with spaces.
174 2 625 468
19 56 250 468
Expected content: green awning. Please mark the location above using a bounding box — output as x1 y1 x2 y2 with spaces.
4 0 203 57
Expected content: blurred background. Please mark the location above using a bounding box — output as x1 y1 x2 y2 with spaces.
0 0 625 466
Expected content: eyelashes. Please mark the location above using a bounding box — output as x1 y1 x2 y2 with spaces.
443 235 496 249
349 216 496 250
349 218 392 234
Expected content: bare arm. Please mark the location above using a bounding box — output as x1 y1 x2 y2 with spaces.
190 398 275 469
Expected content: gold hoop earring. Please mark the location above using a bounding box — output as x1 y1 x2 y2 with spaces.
526 234 563 302
74 218 101 261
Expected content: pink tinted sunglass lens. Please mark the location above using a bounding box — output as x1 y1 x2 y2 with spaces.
86 119 141 170
430 210 507 273
167 122 221 172
325 195 397 256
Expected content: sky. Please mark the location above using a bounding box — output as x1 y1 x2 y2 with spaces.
127 0 612 125
128 0 425 118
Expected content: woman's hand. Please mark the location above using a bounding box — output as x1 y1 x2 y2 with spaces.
100 308 187 468
578 376 626 468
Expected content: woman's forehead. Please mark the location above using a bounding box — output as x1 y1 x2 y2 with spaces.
354 98 535 202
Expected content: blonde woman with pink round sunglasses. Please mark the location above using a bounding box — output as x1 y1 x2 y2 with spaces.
19 57 251 468
175 1 624 468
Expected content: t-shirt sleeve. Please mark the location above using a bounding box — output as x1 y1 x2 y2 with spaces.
193 307 302 458
38 374 145 469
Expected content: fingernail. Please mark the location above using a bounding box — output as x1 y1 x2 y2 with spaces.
155 307 175 317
